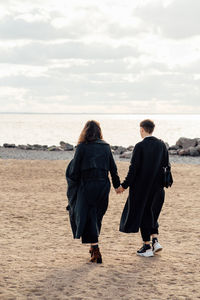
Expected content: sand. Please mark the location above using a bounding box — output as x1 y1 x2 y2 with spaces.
0 160 200 300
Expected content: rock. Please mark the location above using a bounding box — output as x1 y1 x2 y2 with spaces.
31 144 48 150
188 146 200 156
168 150 178 155
33 144 42 149
27 145 35 150
60 141 74 151
127 145 134 151
178 149 190 156
113 146 127 155
26 144 33 150
59 141 65 147
37 145 48 150
196 138 200 146
24 144 39 150
18 144 31 150
110 145 118 151
3 143 16 148
18 144 48 151
48 146 62 151
119 151 132 159
176 137 197 149
169 145 179 151
178 146 200 156
196 145 200 153
18 145 26 150
42 145 48 150
28 144 39 150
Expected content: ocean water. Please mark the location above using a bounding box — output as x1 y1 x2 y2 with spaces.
0 114 199 147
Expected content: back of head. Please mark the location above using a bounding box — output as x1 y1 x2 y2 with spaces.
78 120 103 144
140 119 155 134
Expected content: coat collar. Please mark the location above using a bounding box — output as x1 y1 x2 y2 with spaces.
91 139 109 145
81 139 109 145
143 136 157 141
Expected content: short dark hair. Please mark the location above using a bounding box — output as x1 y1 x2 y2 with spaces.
140 119 155 134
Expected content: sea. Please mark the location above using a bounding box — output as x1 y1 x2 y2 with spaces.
0 113 200 147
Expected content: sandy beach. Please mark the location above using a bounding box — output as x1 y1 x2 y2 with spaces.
0 160 200 300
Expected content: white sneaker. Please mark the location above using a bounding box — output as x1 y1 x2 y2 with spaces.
152 241 163 253
137 244 154 257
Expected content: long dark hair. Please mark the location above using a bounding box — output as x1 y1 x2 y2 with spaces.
78 120 103 144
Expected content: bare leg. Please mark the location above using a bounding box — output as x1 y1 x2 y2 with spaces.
151 234 158 239
144 241 151 245
91 243 98 246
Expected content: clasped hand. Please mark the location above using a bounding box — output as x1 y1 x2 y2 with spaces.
115 185 125 194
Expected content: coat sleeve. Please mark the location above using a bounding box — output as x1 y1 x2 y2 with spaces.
121 143 141 189
162 142 170 168
69 144 83 181
109 148 120 189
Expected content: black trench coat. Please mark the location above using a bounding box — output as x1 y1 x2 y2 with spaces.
66 139 120 242
119 136 169 233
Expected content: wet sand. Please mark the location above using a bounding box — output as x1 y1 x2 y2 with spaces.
0 160 199 300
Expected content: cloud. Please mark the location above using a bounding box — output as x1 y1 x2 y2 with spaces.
177 59 200 74
0 17 70 40
0 13 94 40
135 0 200 39
0 41 140 65
1 69 199 110
105 18 146 39
48 59 136 75
0 0 199 113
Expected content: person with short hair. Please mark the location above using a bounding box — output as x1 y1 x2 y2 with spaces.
66 120 120 263
117 119 170 257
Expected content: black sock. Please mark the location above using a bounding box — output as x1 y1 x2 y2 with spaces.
152 237 158 244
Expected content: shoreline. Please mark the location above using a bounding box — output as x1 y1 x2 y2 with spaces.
0 147 200 164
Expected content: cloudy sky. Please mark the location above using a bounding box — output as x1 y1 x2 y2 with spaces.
0 0 200 113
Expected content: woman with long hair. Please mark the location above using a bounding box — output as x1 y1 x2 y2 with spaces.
66 120 120 263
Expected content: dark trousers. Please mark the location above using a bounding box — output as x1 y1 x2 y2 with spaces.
140 188 165 242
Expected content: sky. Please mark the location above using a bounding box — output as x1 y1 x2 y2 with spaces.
0 0 200 114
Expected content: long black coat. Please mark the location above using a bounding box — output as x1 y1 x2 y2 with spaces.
66 139 120 240
119 136 169 233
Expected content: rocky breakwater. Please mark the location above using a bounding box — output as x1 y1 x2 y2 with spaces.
2 137 200 158
111 145 134 159
169 137 200 157
113 137 200 158
2 141 74 151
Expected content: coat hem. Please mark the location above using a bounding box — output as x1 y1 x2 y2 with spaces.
119 228 139 233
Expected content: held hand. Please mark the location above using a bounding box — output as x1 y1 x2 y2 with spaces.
115 185 125 194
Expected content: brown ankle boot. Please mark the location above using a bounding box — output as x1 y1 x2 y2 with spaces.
90 247 102 264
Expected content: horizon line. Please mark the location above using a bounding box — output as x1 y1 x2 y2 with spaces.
0 112 200 115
